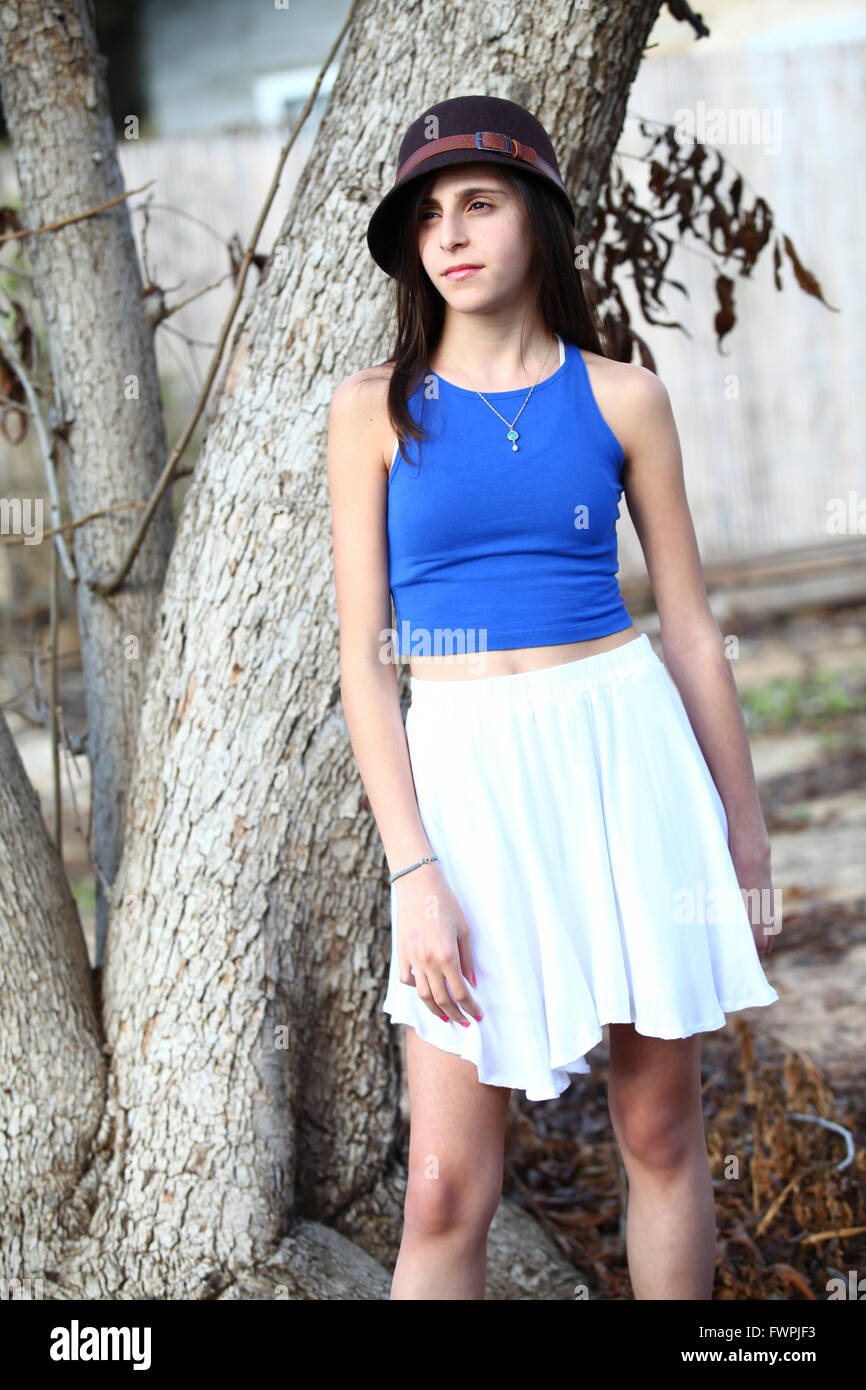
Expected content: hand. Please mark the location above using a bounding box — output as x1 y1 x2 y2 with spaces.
729 840 777 963
395 862 483 1027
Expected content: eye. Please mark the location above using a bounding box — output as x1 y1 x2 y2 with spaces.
418 199 494 223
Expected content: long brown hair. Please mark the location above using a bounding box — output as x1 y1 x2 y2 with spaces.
382 161 612 461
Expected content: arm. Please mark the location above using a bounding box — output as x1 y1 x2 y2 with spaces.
327 371 484 1022
617 367 775 953
326 372 435 877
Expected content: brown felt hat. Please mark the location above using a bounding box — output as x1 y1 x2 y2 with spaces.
366 94 575 279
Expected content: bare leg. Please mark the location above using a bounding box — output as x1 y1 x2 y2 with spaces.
607 1025 716 1300
390 1024 511 1300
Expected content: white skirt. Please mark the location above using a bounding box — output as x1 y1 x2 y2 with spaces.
383 632 779 1102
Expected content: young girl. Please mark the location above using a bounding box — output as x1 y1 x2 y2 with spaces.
327 95 779 1301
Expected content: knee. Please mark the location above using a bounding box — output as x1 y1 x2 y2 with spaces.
403 1163 500 1242
614 1103 701 1173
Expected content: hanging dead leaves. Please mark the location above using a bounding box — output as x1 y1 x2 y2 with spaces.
582 118 836 368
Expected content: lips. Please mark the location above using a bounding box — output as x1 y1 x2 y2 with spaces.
443 265 482 279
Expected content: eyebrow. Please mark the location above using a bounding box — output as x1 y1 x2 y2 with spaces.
418 186 504 208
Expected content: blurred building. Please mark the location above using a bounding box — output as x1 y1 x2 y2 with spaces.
0 0 863 608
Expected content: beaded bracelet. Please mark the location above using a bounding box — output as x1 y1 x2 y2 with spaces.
389 854 439 885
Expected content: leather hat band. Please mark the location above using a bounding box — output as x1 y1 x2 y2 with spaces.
396 130 565 192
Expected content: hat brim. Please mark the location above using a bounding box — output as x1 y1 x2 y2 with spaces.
366 148 575 279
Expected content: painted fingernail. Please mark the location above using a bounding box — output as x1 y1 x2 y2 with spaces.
473 1015 482 1022
459 1020 470 1028
471 972 477 986
439 1014 449 1022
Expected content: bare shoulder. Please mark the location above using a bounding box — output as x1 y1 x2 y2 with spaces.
330 358 397 405
329 359 397 476
578 349 672 462
579 348 668 408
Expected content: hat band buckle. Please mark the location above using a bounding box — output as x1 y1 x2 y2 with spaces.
475 130 518 157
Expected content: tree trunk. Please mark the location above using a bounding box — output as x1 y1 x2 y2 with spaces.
0 711 105 1284
1 0 663 1297
0 0 174 964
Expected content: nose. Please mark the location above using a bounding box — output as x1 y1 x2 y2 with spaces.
438 206 468 251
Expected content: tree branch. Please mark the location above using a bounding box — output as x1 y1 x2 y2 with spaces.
0 499 146 545
89 0 362 598
0 180 156 246
0 321 77 581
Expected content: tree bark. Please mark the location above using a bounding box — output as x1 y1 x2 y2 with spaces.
0 0 174 964
1 0 663 1298
0 711 105 1284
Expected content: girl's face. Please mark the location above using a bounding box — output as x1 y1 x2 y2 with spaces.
415 163 535 309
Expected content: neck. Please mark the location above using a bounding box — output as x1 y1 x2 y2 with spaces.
430 315 557 393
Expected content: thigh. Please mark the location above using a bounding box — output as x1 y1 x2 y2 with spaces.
606 1024 705 1153
404 1024 511 1198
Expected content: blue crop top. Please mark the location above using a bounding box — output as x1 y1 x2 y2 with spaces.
386 336 633 657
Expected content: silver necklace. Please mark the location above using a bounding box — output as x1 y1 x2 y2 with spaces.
438 333 555 452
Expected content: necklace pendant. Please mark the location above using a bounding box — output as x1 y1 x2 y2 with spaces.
512 442 518 452
507 428 519 453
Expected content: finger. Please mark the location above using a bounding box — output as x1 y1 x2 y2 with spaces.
414 969 452 1023
398 953 417 987
427 967 473 1026
445 963 483 1022
456 933 478 992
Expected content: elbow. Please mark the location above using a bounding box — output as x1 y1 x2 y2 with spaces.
660 616 726 664
339 643 396 689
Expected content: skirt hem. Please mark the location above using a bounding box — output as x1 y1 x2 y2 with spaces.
383 985 780 1102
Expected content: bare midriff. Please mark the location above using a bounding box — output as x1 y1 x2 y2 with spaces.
406 626 640 681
